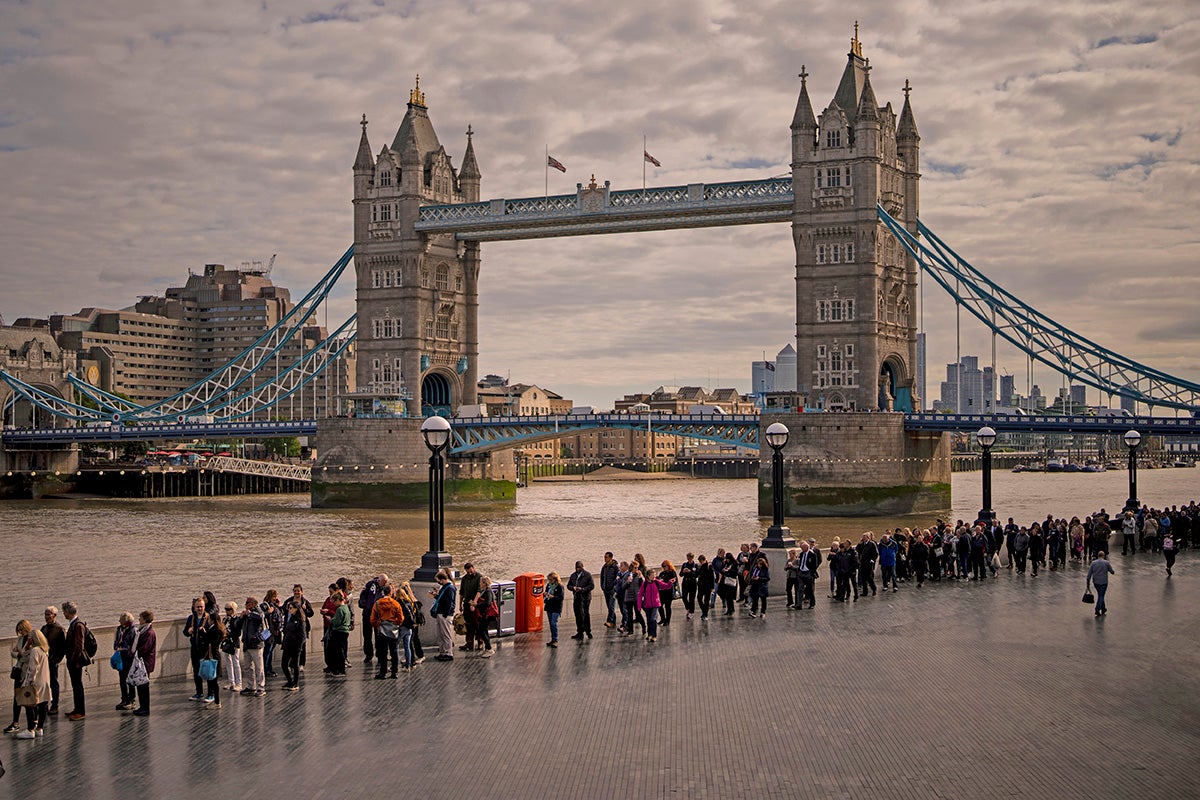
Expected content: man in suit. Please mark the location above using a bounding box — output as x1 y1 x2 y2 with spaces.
567 561 595 640
795 541 819 609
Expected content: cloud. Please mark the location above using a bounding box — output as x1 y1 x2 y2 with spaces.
0 0 1197 411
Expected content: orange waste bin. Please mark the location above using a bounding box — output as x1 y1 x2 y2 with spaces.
514 572 545 633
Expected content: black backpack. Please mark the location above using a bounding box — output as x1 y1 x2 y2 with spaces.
81 622 98 664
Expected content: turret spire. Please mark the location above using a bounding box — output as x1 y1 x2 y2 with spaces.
856 65 879 122
353 113 373 172
791 65 817 130
898 78 919 140
460 124 481 180
409 74 426 107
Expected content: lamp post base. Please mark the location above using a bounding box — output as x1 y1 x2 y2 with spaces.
762 525 797 550
412 551 455 583
976 510 996 526
1122 499 1140 515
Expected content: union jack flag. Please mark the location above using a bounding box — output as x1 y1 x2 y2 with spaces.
644 150 661 167
547 155 566 173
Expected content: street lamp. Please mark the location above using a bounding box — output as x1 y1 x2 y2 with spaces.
975 425 997 525
1123 429 1141 515
413 415 453 582
761 422 796 549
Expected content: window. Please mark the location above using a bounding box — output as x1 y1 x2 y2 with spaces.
816 244 826 264
817 301 828 322
830 300 842 322
435 313 450 339
421 269 430 288
382 270 392 288
371 205 378 223
394 269 403 287
845 242 855 262
844 299 855 320
372 271 382 289
831 244 841 264
379 170 391 187
379 204 392 222
436 264 450 291
845 344 854 358
826 128 842 148
826 168 842 188
817 345 827 358
424 318 433 339
455 272 463 292
844 167 852 187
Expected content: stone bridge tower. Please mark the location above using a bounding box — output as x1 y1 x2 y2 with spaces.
352 78 480 415
790 27 921 411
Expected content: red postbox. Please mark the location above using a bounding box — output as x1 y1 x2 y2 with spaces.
514 572 545 633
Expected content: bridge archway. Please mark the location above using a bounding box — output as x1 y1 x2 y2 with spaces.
2 383 66 428
879 355 911 412
421 370 456 416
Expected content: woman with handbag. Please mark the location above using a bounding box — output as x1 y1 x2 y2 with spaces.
13 628 50 739
259 590 284 677
220 602 243 693
113 612 137 711
6 620 34 735
130 610 156 716
399 582 426 665
657 561 678 627
544 572 564 648
472 577 495 658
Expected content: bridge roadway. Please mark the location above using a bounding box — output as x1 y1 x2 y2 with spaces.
3 412 1198 452
1 549 1196 798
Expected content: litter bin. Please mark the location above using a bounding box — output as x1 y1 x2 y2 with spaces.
514 572 545 633
488 580 517 638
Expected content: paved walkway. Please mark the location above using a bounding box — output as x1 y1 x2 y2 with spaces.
3 550 1198 799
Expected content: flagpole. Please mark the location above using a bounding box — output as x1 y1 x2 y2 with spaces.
642 134 646 193
545 144 549 200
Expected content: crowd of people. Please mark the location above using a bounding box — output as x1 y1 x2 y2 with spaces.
5 501 1193 748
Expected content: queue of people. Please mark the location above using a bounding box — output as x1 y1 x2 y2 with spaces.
5 499 1192 749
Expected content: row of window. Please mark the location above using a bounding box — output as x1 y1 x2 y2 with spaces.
371 265 465 292
815 167 852 188
372 318 402 339
814 343 857 389
816 243 855 264
370 314 459 341
816 298 856 322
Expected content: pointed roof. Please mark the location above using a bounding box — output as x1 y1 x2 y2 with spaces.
856 69 879 123
353 114 373 172
460 125 480 179
832 52 869 125
791 66 817 130
391 76 443 167
898 79 919 140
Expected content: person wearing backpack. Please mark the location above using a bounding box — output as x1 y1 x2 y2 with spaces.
1163 532 1177 577
61 601 89 721
357 574 389 666
239 597 267 696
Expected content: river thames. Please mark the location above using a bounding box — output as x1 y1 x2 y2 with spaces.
1 468 1196 625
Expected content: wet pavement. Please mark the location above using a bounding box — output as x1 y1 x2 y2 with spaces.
3 549 1198 799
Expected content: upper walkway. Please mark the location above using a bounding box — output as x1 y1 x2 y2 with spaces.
1 547 1196 798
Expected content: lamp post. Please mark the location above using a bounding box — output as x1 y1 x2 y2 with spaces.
1123 429 1141 515
413 415 453 582
975 425 996 525
761 422 796 549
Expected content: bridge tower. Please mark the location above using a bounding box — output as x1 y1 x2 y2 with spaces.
791 27 920 412
352 77 480 416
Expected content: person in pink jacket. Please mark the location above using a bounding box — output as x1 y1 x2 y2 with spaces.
636 569 670 642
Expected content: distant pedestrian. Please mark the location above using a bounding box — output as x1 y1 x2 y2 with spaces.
718 553 738 615
260 590 283 678
857 533 878 597
370 585 404 678
357 573 388 665
748 556 770 618
599 552 619 628
544 572 564 647
879 533 900 591
679 553 699 619
1086 552 1115 617
280 594 309 691
795 541 818 608
785 549 800 608
325 591 351 676
6 620 34 735
1163 532 1177 577
637 568 666 642
622 563 646 635
614 561 632 632
1013 528 1030 574
10 624 49 739
239 597 267 696
113 612 138 710
827 537 841 597
567 561 595 638
283 585 314 669
131 610 157 715
183 598 208 702
220 602 243 693
430 569 457 661
40 607 65 716
458 564 481 654
471 577 496 658
399 581 425 665
394 585 418 671
655 561 676 627
62 601 88 721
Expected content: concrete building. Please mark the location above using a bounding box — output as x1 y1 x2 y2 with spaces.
1070 384 1087 408
774 344 797 393
791 30 920 411
933 356 994 413
999 373 1015 407
751 360 776 394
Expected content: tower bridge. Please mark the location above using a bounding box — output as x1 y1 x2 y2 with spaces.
4 29 1198 512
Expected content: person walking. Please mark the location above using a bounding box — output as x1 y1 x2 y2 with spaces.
544 572 564 648
40 607 65 716
637 568 666 642
112 612 138 711
220 602 243 693
370 585 404 678
11 626 50 739
718 553 738 616
748 556 771 618
622 563 646 635
458 563 481 654
1029 525 1045 577
1163 531 1178 577
1013 528 1030 574
696 554 714 620
260 589 283 678
878 533 899 591
239 598 267 696
6 621 34 735
131 610 157 715
599 552 619 628
61 601 89 721
325 591 352 676
679 553 699 619
430 569 457 661
827 537 841 597
394 584 418 671
857 533 879 597
1086 552 1115 617
567 561 595 639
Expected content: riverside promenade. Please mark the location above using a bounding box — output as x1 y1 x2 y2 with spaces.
3 552 1198 799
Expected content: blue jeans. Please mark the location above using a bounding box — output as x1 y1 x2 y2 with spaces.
399 627 413 668
603 591 617 625
547 612 560 643
644 606 658 638
1095 582 1108 613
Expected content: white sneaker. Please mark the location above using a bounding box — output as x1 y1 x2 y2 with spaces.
16 729 35 739
35 726 44 737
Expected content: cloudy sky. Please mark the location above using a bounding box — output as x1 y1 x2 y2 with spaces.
1 0 1197 411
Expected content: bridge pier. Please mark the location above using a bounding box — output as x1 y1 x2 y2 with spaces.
759 412 950 517
312 418 516 508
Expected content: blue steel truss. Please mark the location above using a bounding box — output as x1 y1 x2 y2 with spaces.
447 413 761 454
878 205 1200 413
414 178 793 240
904 412 1200 436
